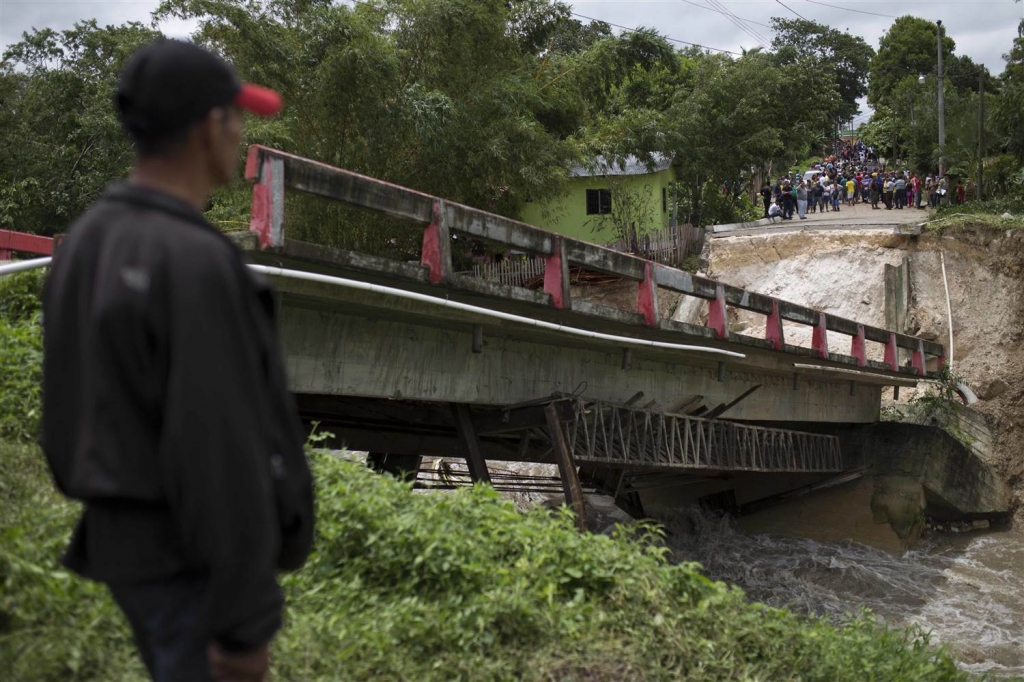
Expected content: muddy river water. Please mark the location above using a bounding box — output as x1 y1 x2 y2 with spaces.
665 510 1024 678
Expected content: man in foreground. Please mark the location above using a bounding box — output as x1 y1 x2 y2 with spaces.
41 39 314 682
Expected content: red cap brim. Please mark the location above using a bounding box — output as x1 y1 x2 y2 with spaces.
235 83 282 116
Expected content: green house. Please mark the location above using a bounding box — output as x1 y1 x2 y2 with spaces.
519 154 676 245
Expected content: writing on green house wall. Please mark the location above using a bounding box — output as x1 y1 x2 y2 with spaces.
520 154 676 245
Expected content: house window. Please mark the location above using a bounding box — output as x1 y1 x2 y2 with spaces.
586 189 612 215
662 187 667 213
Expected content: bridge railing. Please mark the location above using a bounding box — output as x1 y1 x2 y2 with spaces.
245 145 944 378
0 229 53 260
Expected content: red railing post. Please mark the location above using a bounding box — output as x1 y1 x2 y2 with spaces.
765 299 784 350
543 238 571 309
811 312 829 359
707 282 728 339
637 262 659 327
246 147 285 249
884 332 899 372
421 200 451 285
851 324 867 367
911 339 926 376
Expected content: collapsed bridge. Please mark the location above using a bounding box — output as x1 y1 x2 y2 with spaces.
233 145 946 526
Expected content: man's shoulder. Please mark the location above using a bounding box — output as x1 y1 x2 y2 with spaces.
64 191 241 275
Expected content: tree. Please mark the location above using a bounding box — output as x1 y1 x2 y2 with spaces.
994 35 1024 164
0 21 159 235
945 54 999 95
770 18 875 123
661 50 840 227
869 15 955 109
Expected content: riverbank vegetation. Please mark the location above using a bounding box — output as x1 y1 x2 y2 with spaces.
0 270 43 442
0 281 984 679
0 269 988 678
1 439 979 681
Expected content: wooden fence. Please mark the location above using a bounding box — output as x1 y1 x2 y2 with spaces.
472 258 547 288
609 221 705 267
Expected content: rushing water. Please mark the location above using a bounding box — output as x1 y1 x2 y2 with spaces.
662 509 1024 679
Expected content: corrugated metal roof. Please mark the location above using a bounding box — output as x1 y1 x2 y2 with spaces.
569 153 672 178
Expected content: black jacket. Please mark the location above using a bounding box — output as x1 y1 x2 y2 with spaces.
41 183 314 650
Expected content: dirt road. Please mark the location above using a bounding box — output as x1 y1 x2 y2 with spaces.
715 201 931 238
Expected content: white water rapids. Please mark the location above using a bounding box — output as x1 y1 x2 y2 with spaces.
662 508 1024 679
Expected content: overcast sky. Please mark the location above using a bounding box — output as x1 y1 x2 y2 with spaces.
2 0 1022 125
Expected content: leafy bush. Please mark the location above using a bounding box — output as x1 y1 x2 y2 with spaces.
0 270 45 442
883 368 976 447
0 442 142 680
0 442 976 681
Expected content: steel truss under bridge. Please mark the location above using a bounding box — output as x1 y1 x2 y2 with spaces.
564 398 843 474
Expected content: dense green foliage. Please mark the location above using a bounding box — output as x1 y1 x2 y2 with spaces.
1 442 978 681
862 14 1023 206
0 271 44 443
0 22 158 236
868 16 957 109
0 0 856 240
770 18 875 124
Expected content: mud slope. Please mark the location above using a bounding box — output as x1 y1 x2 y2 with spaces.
705 225 1024 515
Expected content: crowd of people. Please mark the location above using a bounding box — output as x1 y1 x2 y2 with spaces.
759 141 967 222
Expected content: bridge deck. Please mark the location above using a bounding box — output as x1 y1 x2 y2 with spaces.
241 145 944 383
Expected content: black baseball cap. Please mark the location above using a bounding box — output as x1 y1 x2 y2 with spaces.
117 38 281 139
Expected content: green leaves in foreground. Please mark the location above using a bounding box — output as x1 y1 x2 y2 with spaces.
1 444 972 681
0 270 44 442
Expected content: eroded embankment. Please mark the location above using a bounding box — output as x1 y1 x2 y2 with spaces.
702 225 1024 519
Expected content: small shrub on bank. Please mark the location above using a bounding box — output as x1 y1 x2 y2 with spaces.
0 270 44 442
0 442 977 681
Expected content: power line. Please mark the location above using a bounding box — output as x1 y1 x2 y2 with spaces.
704 0 769 49
775 0 812 22
569 11 743 55
707 0 772 48
676 0 774 30
804 0 898 18
710 0 771 49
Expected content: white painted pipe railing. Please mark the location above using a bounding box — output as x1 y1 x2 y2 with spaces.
249 264 746 359
0 257 746 359
0 257 51 275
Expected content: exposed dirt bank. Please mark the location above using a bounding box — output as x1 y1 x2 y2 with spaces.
706 224 1024 520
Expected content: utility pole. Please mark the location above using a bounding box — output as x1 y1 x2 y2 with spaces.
937 20 946 178
977 71 984 201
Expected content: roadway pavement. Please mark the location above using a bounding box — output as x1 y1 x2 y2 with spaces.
713 202 932 238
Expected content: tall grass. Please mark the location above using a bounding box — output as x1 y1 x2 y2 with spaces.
1 443 977 681
0 270 44 442
0 265 979 681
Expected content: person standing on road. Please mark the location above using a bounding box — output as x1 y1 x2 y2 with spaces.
796 181 808 220
781 178 794 219
41 39 315 682
761 181 772 218
894 173 906 209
